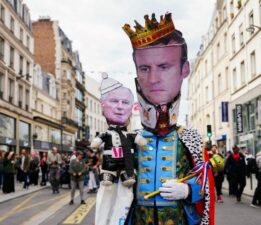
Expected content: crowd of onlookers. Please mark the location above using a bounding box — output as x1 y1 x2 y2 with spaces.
1 144 260 207
0 147 101 200
207 144 261 208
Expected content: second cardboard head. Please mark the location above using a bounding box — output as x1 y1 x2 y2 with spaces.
100 73 134 126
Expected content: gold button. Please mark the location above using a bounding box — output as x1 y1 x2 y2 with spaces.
160 178 167 183
146 168 151 172
162 146 167 150
147 156 152 161
146 138 153 142
146 179 150 183
162 156 166 160
162 166 166 171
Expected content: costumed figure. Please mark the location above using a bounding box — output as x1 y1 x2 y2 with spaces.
123 13 215 225
92 73 147 225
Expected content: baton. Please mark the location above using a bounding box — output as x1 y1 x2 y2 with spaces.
144 173 197 200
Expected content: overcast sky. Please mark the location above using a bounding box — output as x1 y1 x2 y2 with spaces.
23 0 216 125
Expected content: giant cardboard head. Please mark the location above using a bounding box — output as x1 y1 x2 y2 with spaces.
100 73 134 126
123 13 190 135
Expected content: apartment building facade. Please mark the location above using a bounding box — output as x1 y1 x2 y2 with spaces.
32 18 87 152
188 0 261 154
85 75 107 142
0 0 33 153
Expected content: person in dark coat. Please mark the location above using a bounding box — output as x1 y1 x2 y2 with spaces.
20 149 30 189
225 145 246 202
40 152 48 186
251 151 261 208
2 151 15 193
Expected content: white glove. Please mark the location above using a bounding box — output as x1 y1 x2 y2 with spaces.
159 179 189 200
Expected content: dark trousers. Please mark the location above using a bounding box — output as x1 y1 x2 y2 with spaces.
252 172 261 205
231 175 246 199
2 172 15 193
22 171 29 189
41 169 47 185
49 166 60 192
214 173 224 196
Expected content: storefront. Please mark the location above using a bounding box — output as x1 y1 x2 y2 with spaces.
0 113 16 152
231 86 261 155
19 120 31 153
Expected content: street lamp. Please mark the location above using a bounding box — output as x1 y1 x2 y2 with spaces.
246 24 261 33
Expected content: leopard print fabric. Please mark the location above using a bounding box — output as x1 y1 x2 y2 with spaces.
179 128 211 225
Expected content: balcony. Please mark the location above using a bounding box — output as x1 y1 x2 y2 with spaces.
25 104 29 111
18 100 22 108
61 116 78 128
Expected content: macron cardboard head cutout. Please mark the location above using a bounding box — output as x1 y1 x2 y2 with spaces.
123 13 190 135
100 73 134 126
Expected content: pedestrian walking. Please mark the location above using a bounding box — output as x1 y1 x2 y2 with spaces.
29 151 40 185
250 151 261 208
86 148 99 193
40 152 48 186
210 145 225 203
69 151 86 205
20 149 30 189
225 145 246 202
2 151 15 194
47 147 61 194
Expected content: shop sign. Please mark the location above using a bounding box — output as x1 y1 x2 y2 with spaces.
235 104 243 133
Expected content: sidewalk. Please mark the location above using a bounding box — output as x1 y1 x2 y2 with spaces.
0 181 49 204
222 175 257 197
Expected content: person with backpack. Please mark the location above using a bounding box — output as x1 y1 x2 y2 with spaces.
210 145 225 203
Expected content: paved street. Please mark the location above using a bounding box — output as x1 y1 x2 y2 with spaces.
0 185 261 225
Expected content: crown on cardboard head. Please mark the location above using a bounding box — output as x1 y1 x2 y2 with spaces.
123 12 175 49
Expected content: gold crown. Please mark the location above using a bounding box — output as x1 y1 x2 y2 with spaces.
123 13 175 48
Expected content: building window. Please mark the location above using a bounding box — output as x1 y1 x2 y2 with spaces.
0 72 4 97
233 68 237 91
19 28 23 43
26 35 30 49
250 51 256 77
249 11 254 35
10 17 14 33
239 24 244 46
0 4 5 23
0 37 4 60
223 6 227 21
225 67 229 90
216 42 220 61
240 61 245 85
18 85 23 107
8 78 14 102
26 61 30 76
224 33 227 51
90 99 93 112
230 0 234 19
9 46 14 69
218 74 222 93
19 55 23 75
25 89 29 111
231 33 236 54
